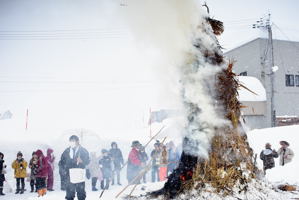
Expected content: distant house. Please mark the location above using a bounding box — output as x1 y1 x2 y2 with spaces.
237 76 267 129
225 38 299 128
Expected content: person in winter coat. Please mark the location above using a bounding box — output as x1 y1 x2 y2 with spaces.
58 159 67 191
260 143 278 174
127 140 142 184
138 146 148 183
159 145 168 181
109 142 124 185
99 149 112 190
277 141 294 166
87 152 100 191
35 150 48 197
29 152 38 192
60 135 90 200
46 148 55 191
0 152 6 195
11 151 28 194
151 142 161 182
167 141 180 175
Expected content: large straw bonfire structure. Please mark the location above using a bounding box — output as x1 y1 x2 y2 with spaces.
147 4 257 200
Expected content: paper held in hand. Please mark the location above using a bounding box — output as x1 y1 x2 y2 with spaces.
69 168 86 184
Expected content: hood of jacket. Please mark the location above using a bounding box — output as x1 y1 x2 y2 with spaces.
36 149 45 158
47 148 53 157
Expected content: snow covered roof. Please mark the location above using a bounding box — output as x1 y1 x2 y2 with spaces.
237 76 266 102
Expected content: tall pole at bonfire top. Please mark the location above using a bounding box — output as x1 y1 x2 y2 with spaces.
253 13 276 127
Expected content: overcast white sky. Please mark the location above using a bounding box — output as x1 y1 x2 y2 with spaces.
0 0 298 140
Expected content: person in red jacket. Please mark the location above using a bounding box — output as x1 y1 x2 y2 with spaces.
46 148 55 191
35 150 48 197
127 141 142 184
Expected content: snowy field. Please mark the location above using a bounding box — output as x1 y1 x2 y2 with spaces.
0 125 299 199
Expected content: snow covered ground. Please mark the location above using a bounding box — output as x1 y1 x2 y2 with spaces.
1 125 299 199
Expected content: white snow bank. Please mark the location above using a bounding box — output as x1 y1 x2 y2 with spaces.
247 125 299 184
237 76 266 102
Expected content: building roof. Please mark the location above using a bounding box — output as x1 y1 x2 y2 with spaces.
225 37 299 54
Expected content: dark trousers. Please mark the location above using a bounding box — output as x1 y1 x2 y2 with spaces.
100 178 109 190
60 173 66 190
91 177 97 189
0 178 3 194
0 179 4 188
151 166 159 182
16 178 25 191
36 177 47 190
30 179 36 191
112 169 120 184
66 182 86 200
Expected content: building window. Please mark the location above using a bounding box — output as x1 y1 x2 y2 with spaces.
296 75 299 87
286 74 294 87
239 71 247 76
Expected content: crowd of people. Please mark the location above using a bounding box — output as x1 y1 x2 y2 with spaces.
260 140 294 174
0 135 181 200
0 148 55 197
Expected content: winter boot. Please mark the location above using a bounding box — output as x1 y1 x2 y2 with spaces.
15 189 20 194
30 185 34 192
20 189 24 194
0 188 5 195
43 188 47 196
37 189 43 197
92 187 98 191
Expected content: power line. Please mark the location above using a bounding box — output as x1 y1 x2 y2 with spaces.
0 28 130 40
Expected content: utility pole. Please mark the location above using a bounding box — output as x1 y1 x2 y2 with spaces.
253 14 276 127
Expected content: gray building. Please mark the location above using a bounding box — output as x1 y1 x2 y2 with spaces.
225 38 299 129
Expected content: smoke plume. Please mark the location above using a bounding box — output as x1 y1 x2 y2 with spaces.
122 0 228 158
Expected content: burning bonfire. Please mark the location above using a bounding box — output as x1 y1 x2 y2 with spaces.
149 15 256 200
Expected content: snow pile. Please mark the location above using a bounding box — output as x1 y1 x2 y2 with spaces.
237 76 266 102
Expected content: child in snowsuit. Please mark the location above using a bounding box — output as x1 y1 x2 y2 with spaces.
99 149 112 190
260 143 278 174
46 148 55 191
0 152 6 195
29 152 39 192
35 150 48 197
12 151 28 194
87 152 100 191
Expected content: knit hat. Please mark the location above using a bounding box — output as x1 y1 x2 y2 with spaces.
17 151 23 157
131 140 140 147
